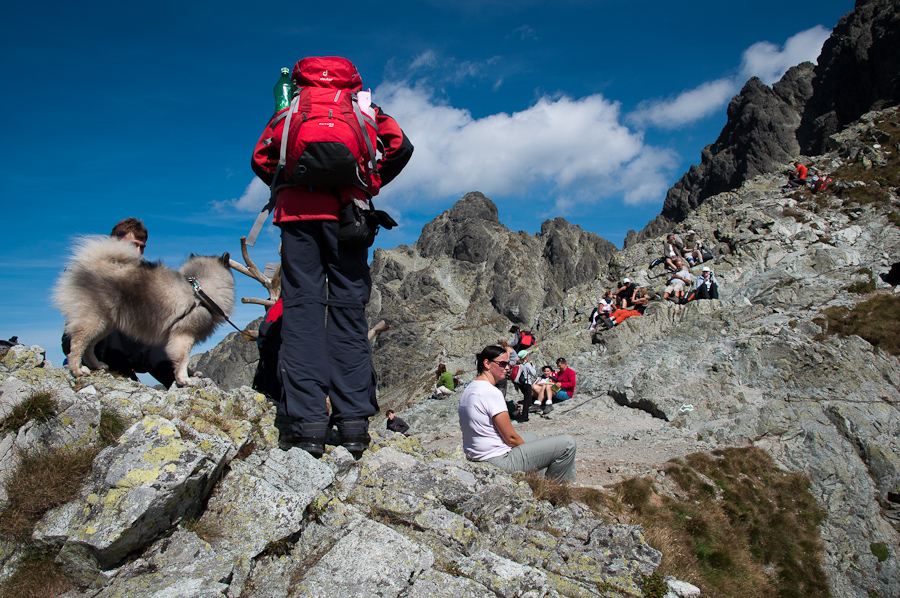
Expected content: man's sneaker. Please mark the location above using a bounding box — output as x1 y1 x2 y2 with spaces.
542 403 554 415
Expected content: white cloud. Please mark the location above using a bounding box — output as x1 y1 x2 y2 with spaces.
628 78 738 129
374 82 677 207
628 25 831 130
740 25 831 84
211 177 269 213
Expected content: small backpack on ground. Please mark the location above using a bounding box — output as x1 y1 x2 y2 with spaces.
649 256 666 269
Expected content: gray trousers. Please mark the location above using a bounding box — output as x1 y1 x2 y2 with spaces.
485 432 577 483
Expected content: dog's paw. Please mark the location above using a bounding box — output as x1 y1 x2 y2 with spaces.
70 364 91 377
175 376 198 387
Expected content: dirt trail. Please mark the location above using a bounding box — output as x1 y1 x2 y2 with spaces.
421 393 714 488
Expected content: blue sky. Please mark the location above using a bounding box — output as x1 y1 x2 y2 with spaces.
1 0 854 370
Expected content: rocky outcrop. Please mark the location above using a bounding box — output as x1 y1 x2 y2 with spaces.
658 71 812 228
189 318 262 391
634 0 900 241
376 107 900 597
366 191 617 394
0 348 667 597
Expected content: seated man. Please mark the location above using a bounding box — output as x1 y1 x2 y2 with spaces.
386 410 410 435
614 278 636 308
695 266 719 300
662 258 693 304
553 358 576 404
663 233 684 271
61 218 175 387
682 230 705 266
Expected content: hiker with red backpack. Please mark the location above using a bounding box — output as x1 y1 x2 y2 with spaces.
509 326 535 353
250 56 413 460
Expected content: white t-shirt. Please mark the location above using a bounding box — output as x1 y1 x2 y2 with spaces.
458 379 511 461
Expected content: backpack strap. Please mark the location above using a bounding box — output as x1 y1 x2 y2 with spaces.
247 96 299 246
351 94 378 177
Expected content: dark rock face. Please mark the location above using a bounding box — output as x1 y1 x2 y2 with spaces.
658 74 810 227
640 0 899 238
541 217 618 304
417 192 501 263
798 0 900 153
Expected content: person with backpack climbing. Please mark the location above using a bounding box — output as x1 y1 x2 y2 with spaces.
509 326 535 353
250 56 413 460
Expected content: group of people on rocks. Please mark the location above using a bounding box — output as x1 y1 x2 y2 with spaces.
589 230 719 331
785 161 834 193
388 337 579 483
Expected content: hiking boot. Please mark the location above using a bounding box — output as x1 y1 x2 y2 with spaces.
542 403 554 415
279 422 327 459
338 420 370 460
529 404 541 413
278 433 325 459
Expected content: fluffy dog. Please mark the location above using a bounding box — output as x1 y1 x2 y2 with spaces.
54 236 235 386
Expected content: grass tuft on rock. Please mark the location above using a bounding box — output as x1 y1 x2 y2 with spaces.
612 446 828 598
0 447 98 541
815 293 900 356
0 550 71 598
98 408 127 446
0 391 56 432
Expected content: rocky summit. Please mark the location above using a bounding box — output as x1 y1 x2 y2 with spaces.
0 349 668 597
3 0 900 596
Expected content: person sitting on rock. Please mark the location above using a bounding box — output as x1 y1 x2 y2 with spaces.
663 233 685 271
811 171 833 194
589 291 614 330
431 363 456 399
459 345 577 482
787 161 808 188
614 278 636 308
530 365 558 413
663 258 693 304
695 266 719 300
683 230 705 266
609 287 650 325
386 410 410 435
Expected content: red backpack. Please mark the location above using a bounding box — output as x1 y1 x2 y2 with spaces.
247 57 381 246
519 332 535 347
278 57 380 194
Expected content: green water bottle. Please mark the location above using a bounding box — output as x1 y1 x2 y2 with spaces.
273 67 295 113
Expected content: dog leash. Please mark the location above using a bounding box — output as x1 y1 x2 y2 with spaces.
187 277 244 335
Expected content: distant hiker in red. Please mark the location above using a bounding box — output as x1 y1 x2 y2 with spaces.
251 56 413 460
787 161 808 188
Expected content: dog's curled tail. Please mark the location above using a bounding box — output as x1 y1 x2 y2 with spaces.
66 235 145 267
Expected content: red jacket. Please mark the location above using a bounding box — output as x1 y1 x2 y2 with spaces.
250 57 413 223
556 366 576 398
